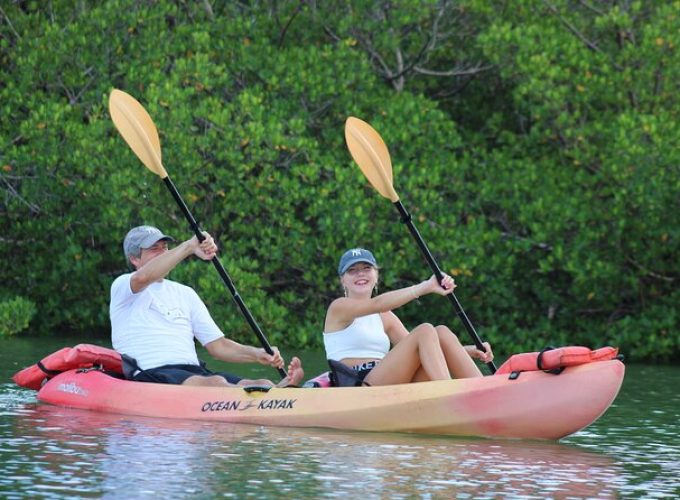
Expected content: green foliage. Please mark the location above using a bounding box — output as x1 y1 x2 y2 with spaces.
0 296 36 337
455 0 679 359
1 0 677 360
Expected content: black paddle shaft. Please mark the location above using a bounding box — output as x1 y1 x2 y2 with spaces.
394 201 497 374
162 177 287 379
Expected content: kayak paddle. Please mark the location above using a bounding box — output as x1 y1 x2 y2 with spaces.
108 88 286 379
344 116 497 374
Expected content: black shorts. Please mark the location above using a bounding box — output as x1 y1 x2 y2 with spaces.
352 360 379 383
133 362 242 385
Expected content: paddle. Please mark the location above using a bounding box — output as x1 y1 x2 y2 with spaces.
108 88 286 379
345 116 497 374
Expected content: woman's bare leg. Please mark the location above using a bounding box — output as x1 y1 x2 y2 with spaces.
365 323 450 386
182 375 235 387
411 326 484 381
435 325 483 378
183 358 304 388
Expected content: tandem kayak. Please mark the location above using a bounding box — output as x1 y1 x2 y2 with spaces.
17 347 624 440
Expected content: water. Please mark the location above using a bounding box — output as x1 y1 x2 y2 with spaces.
1 337 678 499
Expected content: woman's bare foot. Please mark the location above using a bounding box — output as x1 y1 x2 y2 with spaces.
276 357 304 387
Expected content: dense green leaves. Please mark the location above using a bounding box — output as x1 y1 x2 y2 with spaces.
1 0 676 360
0 296 36 337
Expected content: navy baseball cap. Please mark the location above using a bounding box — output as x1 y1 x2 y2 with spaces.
338 248 378 275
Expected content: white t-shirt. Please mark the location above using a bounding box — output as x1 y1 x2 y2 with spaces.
323 313 391 361
110 273 224 370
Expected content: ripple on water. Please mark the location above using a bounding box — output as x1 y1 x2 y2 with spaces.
1 363 679 498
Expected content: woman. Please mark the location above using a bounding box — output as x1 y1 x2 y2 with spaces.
323 248 493 386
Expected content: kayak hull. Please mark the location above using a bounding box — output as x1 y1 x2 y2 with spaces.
36 359 624 440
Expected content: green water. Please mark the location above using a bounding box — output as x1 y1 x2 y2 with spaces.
1 337 678 499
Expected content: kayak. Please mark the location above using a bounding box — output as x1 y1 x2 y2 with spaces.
30 358 624 440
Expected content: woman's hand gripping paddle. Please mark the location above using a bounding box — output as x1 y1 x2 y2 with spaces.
108 89 286 379
345 116 496 374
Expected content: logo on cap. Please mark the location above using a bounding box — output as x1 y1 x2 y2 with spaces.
338 247 378 275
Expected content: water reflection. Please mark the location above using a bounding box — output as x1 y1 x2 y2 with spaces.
564 364 680 499
3 358 679 498
5 402 257 499
248 427 621 499
3 398 623 499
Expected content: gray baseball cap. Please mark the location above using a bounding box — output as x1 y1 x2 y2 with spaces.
123 225 175 259
338 248 378 275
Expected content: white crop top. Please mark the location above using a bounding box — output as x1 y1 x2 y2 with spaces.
323 313 391 361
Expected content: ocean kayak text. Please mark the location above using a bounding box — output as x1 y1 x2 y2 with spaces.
201 399 297 412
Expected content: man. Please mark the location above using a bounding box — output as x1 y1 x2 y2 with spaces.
110 225 303 387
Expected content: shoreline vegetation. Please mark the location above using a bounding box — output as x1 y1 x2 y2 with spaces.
1 1 677 361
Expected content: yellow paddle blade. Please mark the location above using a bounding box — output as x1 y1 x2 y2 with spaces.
108 89 167 178
344 116 400 203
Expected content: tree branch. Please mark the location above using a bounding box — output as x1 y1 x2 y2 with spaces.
541 0 602 53
626 255 676 283
202 0 214 20
0 5 21 40
413 63 493 77
278 0 306 49
577 0 606 17
1 176 41 214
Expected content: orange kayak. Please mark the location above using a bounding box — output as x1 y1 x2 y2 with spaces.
33 359 624 440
